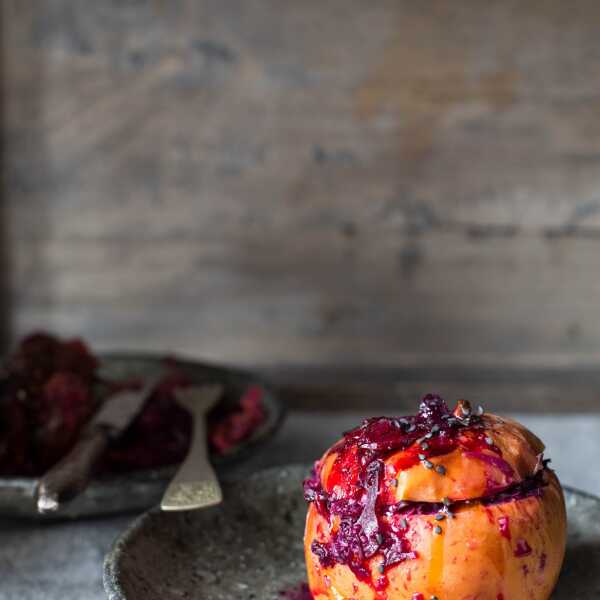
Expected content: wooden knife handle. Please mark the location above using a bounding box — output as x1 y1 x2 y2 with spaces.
34 425 109 514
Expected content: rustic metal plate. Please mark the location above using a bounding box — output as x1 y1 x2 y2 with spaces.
104 464 600 600
0 354 284 519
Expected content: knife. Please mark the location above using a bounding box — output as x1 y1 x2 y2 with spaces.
161 384 223 511
35 373 161 514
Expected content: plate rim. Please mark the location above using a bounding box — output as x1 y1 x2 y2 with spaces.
96 352 286 464
0 352 286 519
103 464 309 600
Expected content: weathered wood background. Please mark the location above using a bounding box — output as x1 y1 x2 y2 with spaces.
2 1 600 409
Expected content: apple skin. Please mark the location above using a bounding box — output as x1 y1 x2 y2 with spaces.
304 408 567 600
306 471 565 600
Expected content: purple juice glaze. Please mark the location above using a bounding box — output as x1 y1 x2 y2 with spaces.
279 583 313 600
463 451 516 493
514 539 533 557
498 516 511 540
482 469 547 506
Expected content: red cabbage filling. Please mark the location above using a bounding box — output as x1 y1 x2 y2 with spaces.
0 332 266 475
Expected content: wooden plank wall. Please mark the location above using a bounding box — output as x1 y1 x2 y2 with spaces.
2 1 600 406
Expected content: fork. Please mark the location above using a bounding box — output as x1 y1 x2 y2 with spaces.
160 384 223 511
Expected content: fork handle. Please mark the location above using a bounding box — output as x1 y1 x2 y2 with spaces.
161 410 222 511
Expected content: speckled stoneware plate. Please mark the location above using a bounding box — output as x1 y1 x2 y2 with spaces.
104 464 600 600
0 354 284 520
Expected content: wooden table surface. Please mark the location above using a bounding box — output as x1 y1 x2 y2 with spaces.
266 365 600 412
4 1 600 379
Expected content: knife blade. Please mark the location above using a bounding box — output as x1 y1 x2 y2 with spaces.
92 373 161 434
35 372 161 514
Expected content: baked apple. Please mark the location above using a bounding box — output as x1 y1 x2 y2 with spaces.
303 395 566 600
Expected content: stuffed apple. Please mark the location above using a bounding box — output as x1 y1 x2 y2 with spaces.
304 396 566 600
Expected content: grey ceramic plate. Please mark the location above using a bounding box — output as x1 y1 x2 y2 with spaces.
0 354 284 519
104 464 600 600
